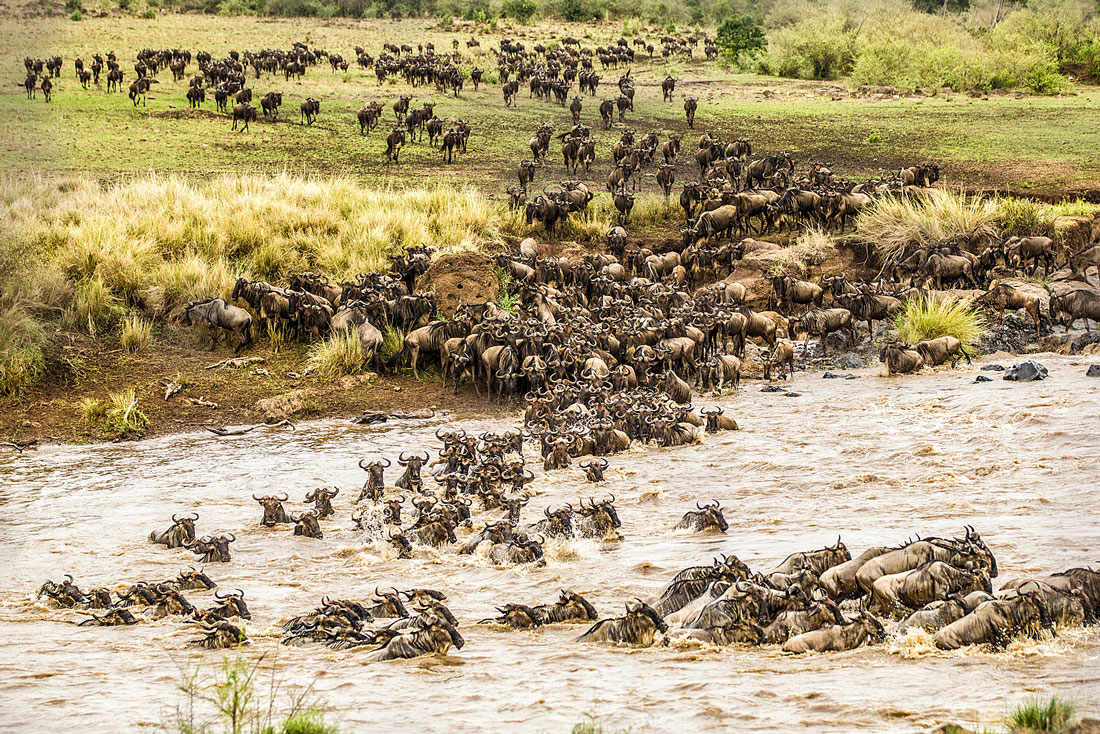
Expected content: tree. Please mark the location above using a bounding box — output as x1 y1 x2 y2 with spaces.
715 14 766 62
502 0 536 22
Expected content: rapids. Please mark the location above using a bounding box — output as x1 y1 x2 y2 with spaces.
2 354 1098 732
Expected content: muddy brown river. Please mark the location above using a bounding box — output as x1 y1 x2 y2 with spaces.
2 353 1099 733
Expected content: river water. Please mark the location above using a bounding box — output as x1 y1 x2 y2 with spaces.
2 354 1098 733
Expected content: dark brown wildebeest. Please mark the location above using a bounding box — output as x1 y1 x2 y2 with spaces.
569 95 582 124
599 98 614 129
149 512 199 548
300 97 320 125
656 163 675 200
363 613 465 661
393 94 412 120
186 86 205 108
1005 236 1058 276
261 91 282 119
683 96 697 128
503 81 519 107
835 291 902 339
790 307 853 354
879 341 924 375
384 127 407 163
577 600 668 646
231 103 257 132
441 128 459 163
1050 288 1100 331
661 75 676 101
674 501 728 533
254 493 291 526
128 77 155 106
914 335 971 367
357 101 382 134
933 589 1052 649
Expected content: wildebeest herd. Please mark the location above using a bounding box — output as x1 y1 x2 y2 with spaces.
23 27 1100 669
36 422 1099 660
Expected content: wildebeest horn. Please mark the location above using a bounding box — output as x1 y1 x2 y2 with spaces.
419 451 430 461
223 533 235 542
252 494 262 501
605 493 615 503
277 492 288 501
399 452 410 463
173 513 182 523
359 459 370 470
188 512 198 520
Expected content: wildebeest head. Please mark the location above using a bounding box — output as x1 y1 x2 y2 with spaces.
579 458 608 483
210 588 251 620
482 603 540 628
358 458 390 501
388 529 413 559
253 493 290 526
963 525 998 577
304 486 339 518
626 599 669 634
176 567 217 590
188 533 234 563
38 574 87 607
294 510 324 539
692 500 728 532
383 496 405 525
581 495 621 529
368 587 409 618
150 512 199 548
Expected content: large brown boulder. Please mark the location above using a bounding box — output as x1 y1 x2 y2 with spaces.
416 251 498 318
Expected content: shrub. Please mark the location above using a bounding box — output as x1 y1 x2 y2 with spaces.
120 315 153 352
716 14 766 62
104 388 149 436
277 709 339 734
307 329 364 378
893 296 986 352
856 189 1000 268
0 303 46 397
381 326 404 364
79 397 107 422
1003 695 1077 732
502 0 536 21
63 277 122 335
70 9 83 19
555 0 603 21
767 226 835 276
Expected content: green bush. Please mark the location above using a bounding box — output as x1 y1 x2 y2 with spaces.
140 7 156 16
0 303 46 398
502 0 536 21
70 9 84 18
555 0 604 21
1004 695 1077 732
716 14 766 62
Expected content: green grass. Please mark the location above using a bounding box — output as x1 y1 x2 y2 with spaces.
307 329 364 379
381 325 405 365
893 295 987 352
496 266 519 314
571 710 632 734
1003 696 1077 732
2 15 1100 195
0 302 46 397
104 387 149 436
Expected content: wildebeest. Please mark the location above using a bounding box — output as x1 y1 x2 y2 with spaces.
261 91 283 119
80 608 139 626
868 560 991 615
577 600 668 646
914 336 971 368
534 589 600 624
879 341 924 375
683 96 697 128
300 97 320 125
674 501 728 533
305 486 339 518
363 613 465 661
975 283 1043 338
149 512 199 548
395 451 429 491
357 458 390 502
384 127 407 163
191 620 247 649
294 510 324 539
579 458 607 483
188 533 235 563
763 341 796 381
782 612 885 653
790 307 853 354
1049 289 1100 331
254 493 291 526
182 298 252 354
1005 235 1058 276
764 601 847 644
897 596 969 634
933 590 1052 649
576 495 621 538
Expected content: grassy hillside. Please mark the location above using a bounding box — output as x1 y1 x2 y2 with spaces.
3 15 1100 196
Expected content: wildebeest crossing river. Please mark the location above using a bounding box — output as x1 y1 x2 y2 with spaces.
1 354 1098 732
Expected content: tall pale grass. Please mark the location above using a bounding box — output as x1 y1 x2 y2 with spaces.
307 329 365 379
0 174 505 320
893 296 987 352
767 226 835 276
856 189 1000 267
120 316 153 353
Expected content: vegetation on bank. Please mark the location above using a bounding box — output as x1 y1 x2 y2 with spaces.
1003 695 1079 733
893 295 987 351
0 174 1094 400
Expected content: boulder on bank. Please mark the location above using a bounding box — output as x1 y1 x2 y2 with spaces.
1003 360 1048 381
416 251 498 319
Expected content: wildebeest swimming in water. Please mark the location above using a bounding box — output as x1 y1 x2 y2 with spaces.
191 620 248 649
149 512 199 548
362 613 465 661
578 600 668 646
254 493 291 526
187 533 235 563
481 590 599 628
933 589 1054 650
674 500 728 534
782 612 886 653
79 608 139 627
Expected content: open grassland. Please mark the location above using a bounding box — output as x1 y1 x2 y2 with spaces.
3 14 1100 196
